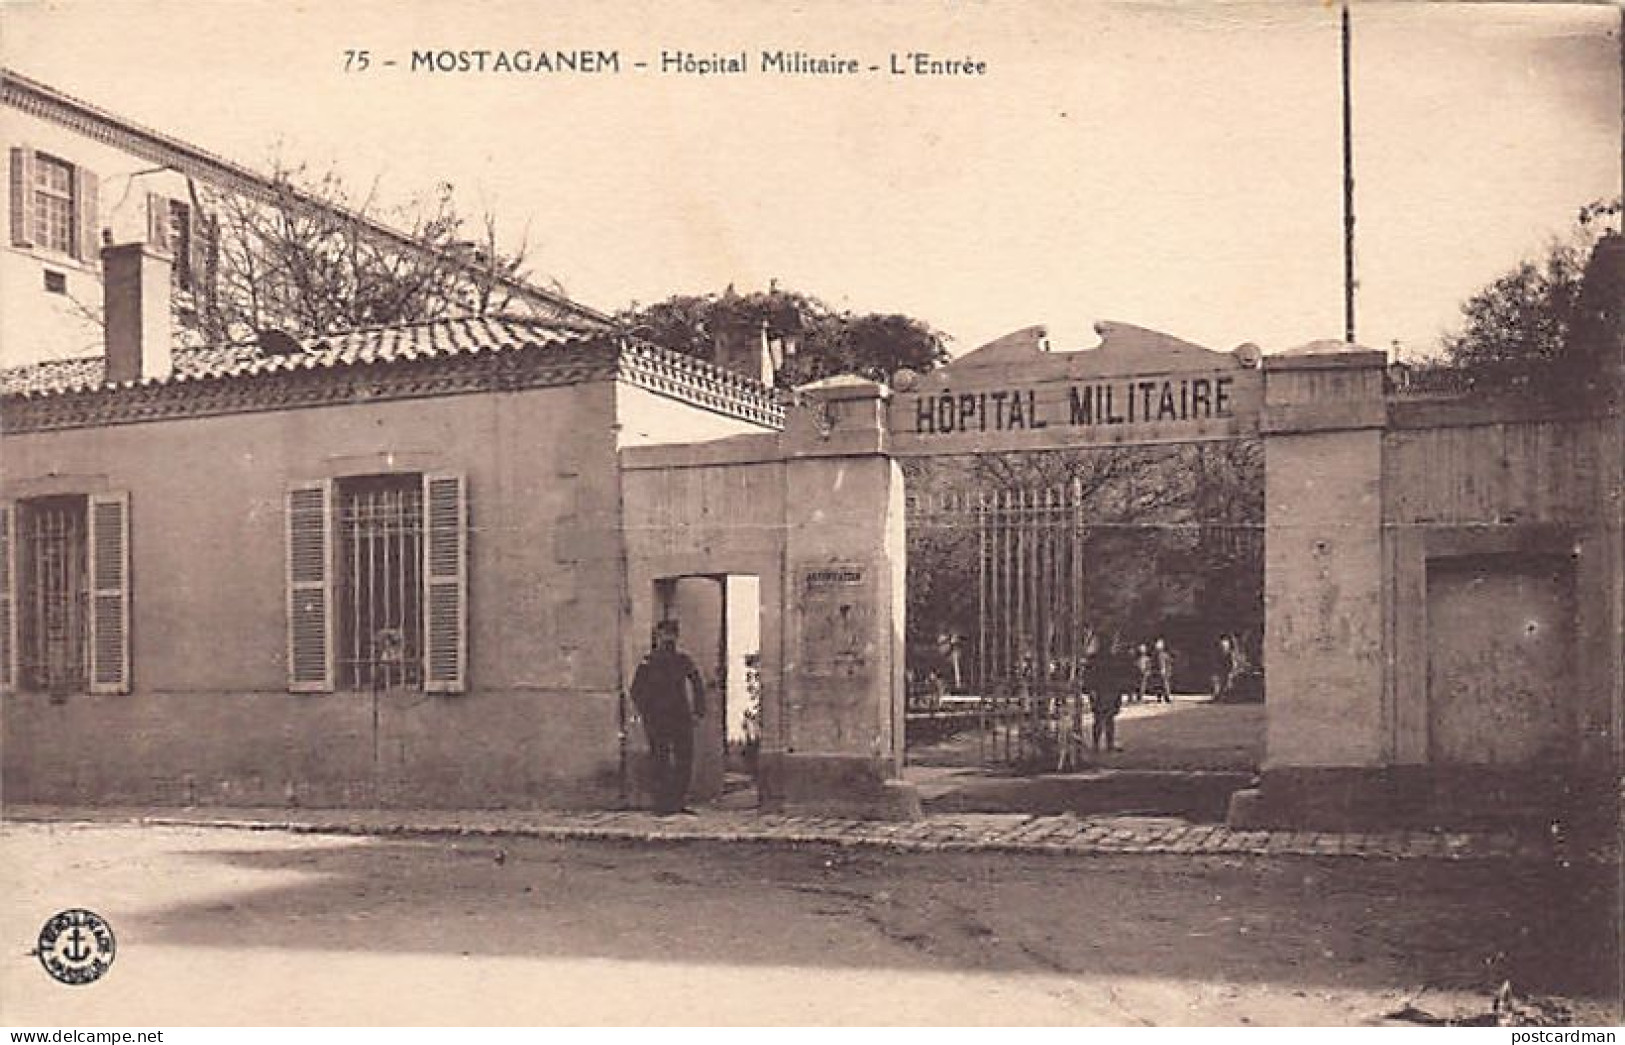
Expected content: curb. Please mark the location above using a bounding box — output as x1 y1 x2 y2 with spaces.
4 808 1597 864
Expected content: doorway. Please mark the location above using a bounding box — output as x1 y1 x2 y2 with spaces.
901 443 1266 821
651 573 763 808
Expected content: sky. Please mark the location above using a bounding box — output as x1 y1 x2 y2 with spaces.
4 0 1620 358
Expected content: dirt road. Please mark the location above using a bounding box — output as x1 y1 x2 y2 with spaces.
1 821 1615 1025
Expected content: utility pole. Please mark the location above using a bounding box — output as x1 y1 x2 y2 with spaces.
1342 1 1356 344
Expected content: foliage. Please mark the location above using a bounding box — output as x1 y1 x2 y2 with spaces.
903 441 1265 687
1434 197 1621 396
617 287 949 387
183 161 558 345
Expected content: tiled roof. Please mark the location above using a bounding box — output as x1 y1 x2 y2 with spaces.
1 315 602 398
1 313 788 433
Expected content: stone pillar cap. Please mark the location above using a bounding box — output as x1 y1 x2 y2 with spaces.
793 374 890 401
1264 340 1387 369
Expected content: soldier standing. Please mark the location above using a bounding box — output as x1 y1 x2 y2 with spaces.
630 620 707 815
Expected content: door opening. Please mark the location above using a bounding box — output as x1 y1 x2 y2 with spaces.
649 573 763 810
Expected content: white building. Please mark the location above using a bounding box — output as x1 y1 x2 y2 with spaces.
2 67 607 369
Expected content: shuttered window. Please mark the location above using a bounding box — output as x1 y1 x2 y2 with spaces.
9 147 99 262
6 493 130 695
145 193 211 294
286 474 466 693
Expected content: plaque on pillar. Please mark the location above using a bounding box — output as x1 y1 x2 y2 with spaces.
798 564 871 678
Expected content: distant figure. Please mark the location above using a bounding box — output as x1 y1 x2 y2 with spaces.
630 620 706 815
1151 638 1174 704
1133 644 1152 704
1214 634 1237 701
938 631 965 692
1089 638 1128 753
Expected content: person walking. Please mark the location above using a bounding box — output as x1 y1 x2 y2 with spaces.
1133 643 1152 704
630 619 707 815
1151 637 1174 703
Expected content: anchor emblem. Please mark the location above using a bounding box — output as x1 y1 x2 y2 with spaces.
62 926 92 963
36 909 115 985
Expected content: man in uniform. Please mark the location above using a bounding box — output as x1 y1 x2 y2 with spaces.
630 620 707 815
1088 635 1128 753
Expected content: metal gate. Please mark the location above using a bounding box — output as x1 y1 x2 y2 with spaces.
906 481 1095 769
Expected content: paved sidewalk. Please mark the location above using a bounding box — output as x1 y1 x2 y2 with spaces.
7 802 1610 864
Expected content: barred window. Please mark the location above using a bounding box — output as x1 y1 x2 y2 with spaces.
284 474 464 694
336 475 424 690
16 496 88 694
32 154 74 255
3 494 131 696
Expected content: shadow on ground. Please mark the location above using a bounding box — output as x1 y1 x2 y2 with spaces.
139 832 1619 1008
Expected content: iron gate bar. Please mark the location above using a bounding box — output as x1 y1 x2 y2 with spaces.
908 478 1109 769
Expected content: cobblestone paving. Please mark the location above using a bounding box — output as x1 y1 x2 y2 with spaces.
9 803 1613 864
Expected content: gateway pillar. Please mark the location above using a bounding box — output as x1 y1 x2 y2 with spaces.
759 378 920 819
1229 343 1390 828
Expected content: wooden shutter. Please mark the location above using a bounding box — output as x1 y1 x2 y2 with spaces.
74 166 99 263
192 210 221 320
88 493 130 695
0 502 13 693
145 193 171 253
186 206 207 292
422 474 467 694
287 481 334 692
9 147 33 247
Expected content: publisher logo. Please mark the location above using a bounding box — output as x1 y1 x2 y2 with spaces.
36 909 116 985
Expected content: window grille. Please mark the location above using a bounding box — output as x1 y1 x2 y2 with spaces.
32 154 73 255
336 475 423 690
18 496 88 694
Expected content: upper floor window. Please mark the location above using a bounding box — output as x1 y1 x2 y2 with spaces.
8 146 98 263
33 154 74 255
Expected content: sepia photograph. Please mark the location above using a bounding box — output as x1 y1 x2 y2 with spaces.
0 0 1621 1030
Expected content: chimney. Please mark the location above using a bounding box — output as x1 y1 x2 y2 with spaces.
711 315 774 386
102 242 173 384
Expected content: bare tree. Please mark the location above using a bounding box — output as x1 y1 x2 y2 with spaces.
182 161 570 346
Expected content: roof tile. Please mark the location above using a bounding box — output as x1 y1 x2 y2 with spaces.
1 314 601 398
